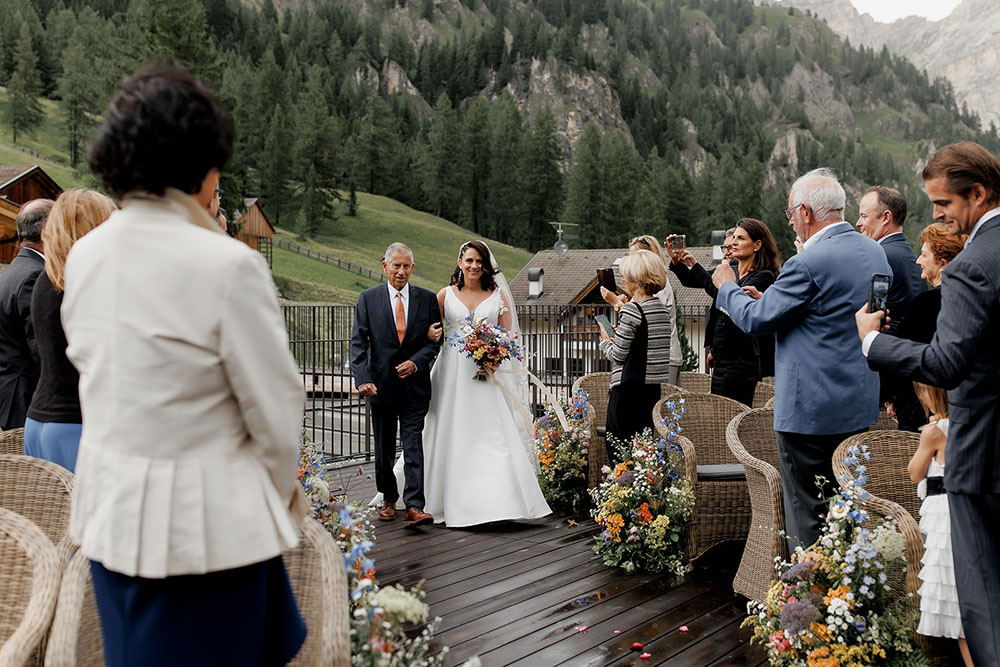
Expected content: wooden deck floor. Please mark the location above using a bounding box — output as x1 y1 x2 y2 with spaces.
349 475 766 667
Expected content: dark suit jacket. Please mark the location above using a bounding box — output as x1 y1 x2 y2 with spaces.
350 283 441 406
0 248 44 429
880 233 924 332
868 214 1000 493
883 287 942 406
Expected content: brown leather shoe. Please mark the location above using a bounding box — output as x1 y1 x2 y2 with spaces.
404 507 434 528
377 502 397 521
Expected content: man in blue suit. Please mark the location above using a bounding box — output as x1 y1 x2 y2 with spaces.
351 243 441 527
857 186 926 431
713 168 890 548
858 142 1000 666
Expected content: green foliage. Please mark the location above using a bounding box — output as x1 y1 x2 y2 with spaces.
5 23 43 143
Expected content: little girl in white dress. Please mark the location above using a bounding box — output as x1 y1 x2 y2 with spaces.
907 382 972 667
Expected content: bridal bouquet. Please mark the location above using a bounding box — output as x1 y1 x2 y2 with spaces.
743 442 928 667
447 315 523 381
590 399 694 575
534 390 591 511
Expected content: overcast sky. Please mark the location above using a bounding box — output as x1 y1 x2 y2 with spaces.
850 0 962 22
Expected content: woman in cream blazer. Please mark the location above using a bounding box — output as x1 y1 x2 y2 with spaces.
62 66 307 666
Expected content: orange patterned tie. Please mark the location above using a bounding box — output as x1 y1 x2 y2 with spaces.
395 292 406 343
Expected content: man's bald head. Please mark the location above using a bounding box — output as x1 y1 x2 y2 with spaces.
15 199 54 244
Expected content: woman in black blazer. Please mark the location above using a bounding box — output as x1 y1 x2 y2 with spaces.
885 222 968 428
667 218 781 407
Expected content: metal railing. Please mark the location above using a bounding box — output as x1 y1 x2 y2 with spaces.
283 303 708 461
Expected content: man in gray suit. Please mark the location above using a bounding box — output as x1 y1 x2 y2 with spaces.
858 142 1000 666
856 185 925 430
714 168 889 549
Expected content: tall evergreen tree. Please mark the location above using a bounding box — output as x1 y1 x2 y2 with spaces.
4 23 43 144
485 94 523 244
460 97 491 235
260 105 293 225
421 92 462 219
58 26 101 168
564 122 603 248
519 106 564 250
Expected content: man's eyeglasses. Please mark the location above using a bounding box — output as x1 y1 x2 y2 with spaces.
784 203 804 220
214 188 224 198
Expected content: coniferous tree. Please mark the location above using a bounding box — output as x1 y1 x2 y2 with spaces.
421 93 462 219
261 105 293 225
5 23 43 144
564 122 603 248
460 97 491 235
485 94 523 244
519 106 564 250
58 26 102 168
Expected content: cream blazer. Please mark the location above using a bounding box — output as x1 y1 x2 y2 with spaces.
62 189 306 578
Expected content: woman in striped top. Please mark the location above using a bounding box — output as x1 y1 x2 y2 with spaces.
598 250 672 463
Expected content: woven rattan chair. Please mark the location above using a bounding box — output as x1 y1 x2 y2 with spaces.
285 517 351 667
0 455 76 566
679 371 712 394
751 382 774 409
763 395 775 409
45 517 351 667
572 372 611 489
659 383 686 397
0 428 25 455
759 376 775 386
872 409 898 431
727 408 786 604
654 392 751 560
0 507 61 666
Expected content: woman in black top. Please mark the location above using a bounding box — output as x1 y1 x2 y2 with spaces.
666 218 781 407
885 222 967 429
24 189 117 471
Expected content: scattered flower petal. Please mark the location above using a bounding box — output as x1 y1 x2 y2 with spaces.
679 625 689 632
576 625 588 633
614 630 622 634
631 642 644 650
640 653 652 660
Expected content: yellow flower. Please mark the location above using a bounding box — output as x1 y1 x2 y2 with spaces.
806 647 840 667
605 513 625 541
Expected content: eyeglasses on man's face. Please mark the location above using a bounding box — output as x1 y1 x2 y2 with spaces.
784 203 804 221
214 188 224 198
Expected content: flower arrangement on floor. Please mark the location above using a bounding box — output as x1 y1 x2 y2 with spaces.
534 390 591 511
447 315 523 381
298 440 447 666
743 442 930 667
589 399 694 575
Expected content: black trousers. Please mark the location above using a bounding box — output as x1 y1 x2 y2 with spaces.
775 429 863 550
370 393 429 510
710 370 758 408
605 382 661 464
949 492 1000 665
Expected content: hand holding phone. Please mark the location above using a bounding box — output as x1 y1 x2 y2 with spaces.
868 273 890 325
595 314 614 339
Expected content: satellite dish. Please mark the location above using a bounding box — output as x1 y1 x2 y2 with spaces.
554 239 569 256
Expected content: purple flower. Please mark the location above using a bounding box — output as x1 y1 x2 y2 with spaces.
780 560 816 582
779 598 821 636
616 470 635 485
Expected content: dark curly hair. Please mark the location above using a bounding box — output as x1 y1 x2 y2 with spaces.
88 62 233 198
450 240 499 291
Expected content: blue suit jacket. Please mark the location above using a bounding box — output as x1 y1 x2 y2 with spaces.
868 213 1000 493
717 223 890 434
880 233 924 332
350 283 441 406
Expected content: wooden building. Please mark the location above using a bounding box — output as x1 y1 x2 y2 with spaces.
0 166 64 264
234 198 274 267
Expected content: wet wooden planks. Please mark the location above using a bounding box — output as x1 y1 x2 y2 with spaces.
346 474 766 666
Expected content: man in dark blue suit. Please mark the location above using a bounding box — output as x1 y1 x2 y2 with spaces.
713 168 889 549
857 185 925 430
0 199 52 430
858 142 1000 666
351 243 441 527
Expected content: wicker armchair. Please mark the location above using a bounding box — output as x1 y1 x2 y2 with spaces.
572 372 611 490
751 382 774 409
872 409 898 431
659 383 686 397
726 408 786 604
0 428 25 455
654 392 751 560
0 507 60 666
45 517 351 667
679 371 712 393
763 395 775 409
285 518 351 667
0 455 76 567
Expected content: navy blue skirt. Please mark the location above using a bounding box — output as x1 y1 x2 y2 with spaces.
90 556 306 667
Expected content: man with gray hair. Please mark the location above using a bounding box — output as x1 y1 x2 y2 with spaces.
351 242 442 528
0 198 53 429
711 169 890 547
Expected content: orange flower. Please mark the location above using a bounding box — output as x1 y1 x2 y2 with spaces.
823 585 853 609
636 502 653 523
613 461 634 478
806 647 839 667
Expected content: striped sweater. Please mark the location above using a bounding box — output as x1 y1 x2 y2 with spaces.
599 296 672 388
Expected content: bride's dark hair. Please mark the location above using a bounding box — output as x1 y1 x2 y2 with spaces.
451 240 499 291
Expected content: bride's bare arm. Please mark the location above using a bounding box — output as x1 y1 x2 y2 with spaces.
498 290 513 330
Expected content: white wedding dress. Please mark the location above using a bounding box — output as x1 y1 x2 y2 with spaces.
374 285 551 527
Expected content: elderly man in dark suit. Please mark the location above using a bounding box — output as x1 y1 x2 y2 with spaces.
0 199 52 430
713 168 890 549
858 142 1000 666
351 242 441 528
856 185 925 430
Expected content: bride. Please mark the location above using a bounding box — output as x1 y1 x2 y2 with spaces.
374 240 551 526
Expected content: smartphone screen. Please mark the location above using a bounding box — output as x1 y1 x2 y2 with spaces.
595 314 614 338
671 234 686 250
597 268 617 292
868 274 890 313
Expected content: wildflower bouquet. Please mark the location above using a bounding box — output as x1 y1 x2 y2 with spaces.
589 400 694 575
743 443 929 667
534 390 591 511
447 315 523 381
298 439 447 666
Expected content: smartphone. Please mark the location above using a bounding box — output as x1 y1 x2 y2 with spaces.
595 314 614 338
670 234 686 251
868 274 890 317
597 268 617 292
